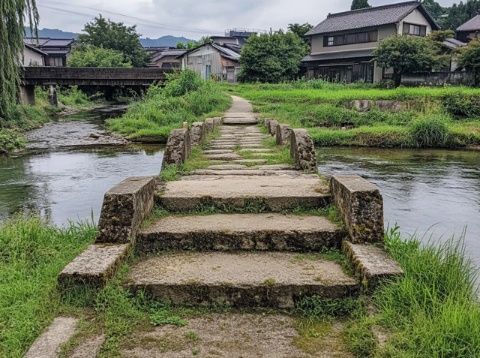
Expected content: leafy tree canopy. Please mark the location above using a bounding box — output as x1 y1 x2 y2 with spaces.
78 15 148 67
351 0 370 10
68 45 132 68
458 39 480 85
1 0 38 119
239 30 308 83
421 0 480 30
288 23 313 39
176 36 212 49
374 35 440 86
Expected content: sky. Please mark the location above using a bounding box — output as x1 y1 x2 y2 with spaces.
37 0 459 39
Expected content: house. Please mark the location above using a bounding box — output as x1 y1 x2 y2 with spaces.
148 48 187 69
22 44 46 66
178 39 242 82
303 1 439 83
456 15 480 43
24 38 75 67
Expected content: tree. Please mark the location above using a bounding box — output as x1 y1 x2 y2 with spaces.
0 0 38 119
78 15 148 67
458 39 480 86
239 31 309 83
68 45 132 68
374 35 439 87
176 36 211 49
421 0 445 22
288 23 313 40
351 0 370 10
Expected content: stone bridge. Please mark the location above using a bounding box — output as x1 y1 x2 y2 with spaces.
20 67 171 104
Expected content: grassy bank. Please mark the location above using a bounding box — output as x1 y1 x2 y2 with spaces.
2 214 479 356
107 70 231 143
0 87 94 154
225 81 480 148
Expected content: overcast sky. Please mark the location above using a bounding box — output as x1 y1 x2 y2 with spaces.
37 0 459 39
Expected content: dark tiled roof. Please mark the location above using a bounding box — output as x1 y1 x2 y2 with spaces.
306 1 438 36
151 49 187 62
302 49 374 62
442 38 466 50
457 15 480 32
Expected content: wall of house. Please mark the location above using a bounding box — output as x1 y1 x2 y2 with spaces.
398 8 433 35
23 47 44 66
310 24 397 54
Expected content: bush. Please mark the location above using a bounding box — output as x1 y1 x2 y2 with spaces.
58 86 91 106
409 115 451 147
68 45 132 68
443 94 480 118
163 70 203 97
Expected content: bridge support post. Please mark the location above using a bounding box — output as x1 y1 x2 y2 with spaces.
48 85 58 107
19 85 35 105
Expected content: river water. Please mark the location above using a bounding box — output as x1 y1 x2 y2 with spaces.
318 147 480 268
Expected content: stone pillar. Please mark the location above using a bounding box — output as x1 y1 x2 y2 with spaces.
330 175 384 243
290 129 317 173
19 85 35 105
191 122 206 146
212 117 222 127
276 124 291 145
264 118 271 129
48 85 58 107
268 119 279 136
162 128 191 167
205 118 215 133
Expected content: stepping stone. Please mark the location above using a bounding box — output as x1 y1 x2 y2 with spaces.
223 118 259 125
208 145 237 150
257 164 296 170
205 153 242 161
239 148 274 153
25 317 79 358
207 164 247 170
127 252 359 308
233 159 268 165
203 149 234 155
156 175 331 212
239 144 265 149
137 213 345 252
58 244 130 287
343 242 403 290
188 169 305 176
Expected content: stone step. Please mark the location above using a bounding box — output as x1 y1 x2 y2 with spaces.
156 175 331 212
188 169 306 176
232 159 268 165
137 213 345 253
127 252 359 308
223 118 259 125
205 153 242 161
203 149 235 155
207 164 247 170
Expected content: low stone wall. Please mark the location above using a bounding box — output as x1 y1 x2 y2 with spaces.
330 175 384 244
191 122 205 146
162 128 191 167
96 176 156 244
290 129 317 173
276 124 291 145
349 100 409 112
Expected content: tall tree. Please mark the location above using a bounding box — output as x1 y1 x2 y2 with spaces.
0 0 38 120
239 31 309 83
458 39 480 86
78 15 148 67
351 0 370 10
288 23 313 38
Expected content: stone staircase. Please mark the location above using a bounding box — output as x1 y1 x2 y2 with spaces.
59 96 403 310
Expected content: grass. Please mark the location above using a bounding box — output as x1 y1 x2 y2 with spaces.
108 70 231 143
224 81 480 148
0 87 96 154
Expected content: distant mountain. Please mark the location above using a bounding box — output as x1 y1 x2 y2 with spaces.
24 27 192 48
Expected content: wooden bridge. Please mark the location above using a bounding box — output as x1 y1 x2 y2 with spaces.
20 67 171 104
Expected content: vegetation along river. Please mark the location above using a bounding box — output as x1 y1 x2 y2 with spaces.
318 147 480 268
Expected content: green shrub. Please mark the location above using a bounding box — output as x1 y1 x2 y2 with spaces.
443 94 480 118
409 115 451 147
164 70 203 97
58 86 91 107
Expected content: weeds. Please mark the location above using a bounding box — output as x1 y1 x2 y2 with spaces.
409 114 451 147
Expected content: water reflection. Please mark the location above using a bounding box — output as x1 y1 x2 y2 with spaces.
0 145 164 226
318 147 480 267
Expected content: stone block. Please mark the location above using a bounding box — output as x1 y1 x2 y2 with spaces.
264 118 271 129
375 100 407 112
330 175 384 243
343 241 403 290
268 119 279 136
212 117 222 127
59 243 130 287
290 129 317 173
191 122 205 146
162 128 191 167
276 123 291 145
96 176 156 243
205 118 215 133
350 100 373 112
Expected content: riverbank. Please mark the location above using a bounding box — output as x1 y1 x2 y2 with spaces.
225 81 480 149
107 71 231 143
0 87 98 155
1 216 478 357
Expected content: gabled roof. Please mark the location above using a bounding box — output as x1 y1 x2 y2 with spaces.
306 1 439 36
151 49 187 62
179 42 241 62
24 43 48 56
442 38 466 50
24 37 74 48
457 14 480 32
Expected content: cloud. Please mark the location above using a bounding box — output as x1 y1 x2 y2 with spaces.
37 0 460 39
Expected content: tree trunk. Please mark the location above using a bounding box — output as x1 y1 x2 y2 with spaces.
393 71 402 87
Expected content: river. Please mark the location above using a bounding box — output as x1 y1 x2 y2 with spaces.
318 147 480 268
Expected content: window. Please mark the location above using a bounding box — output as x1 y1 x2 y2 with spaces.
324 30 378 47
403 23 427 36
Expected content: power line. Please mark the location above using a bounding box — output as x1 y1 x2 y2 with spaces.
39 1 223 35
